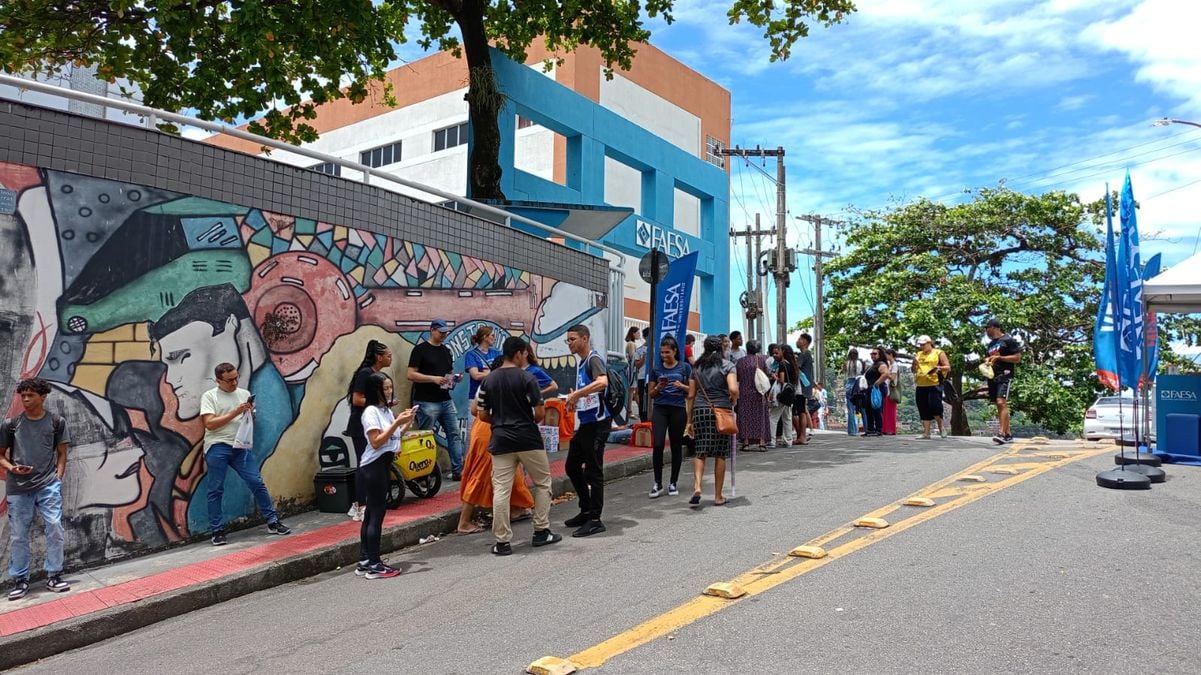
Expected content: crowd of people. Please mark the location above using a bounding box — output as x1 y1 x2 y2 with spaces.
0 313 1024 597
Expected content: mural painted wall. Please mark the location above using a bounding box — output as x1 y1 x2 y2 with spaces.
0 162 608 570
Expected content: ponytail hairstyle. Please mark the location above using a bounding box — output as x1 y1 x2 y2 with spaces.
347 340 388 398
470 325 495 347
695 335 725 370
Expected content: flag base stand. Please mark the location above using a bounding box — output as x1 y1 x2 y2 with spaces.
1096 468 1152 490
1114 452 1162 467
1123 463 1166 483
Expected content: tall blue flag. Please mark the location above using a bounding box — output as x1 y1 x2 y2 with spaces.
1142 253 1162 385
1093 186 1120 390
652 251 699 374
1116 171 1144 389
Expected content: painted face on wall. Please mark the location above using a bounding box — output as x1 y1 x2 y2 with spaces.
156 315 241 419
65 437 145 511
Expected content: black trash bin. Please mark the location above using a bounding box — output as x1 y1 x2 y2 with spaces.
314 466 357 514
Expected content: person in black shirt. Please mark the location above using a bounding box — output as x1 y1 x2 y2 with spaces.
984 319 1022 444
345 340 392 521
479 337 562 555
862 347 889 436
406 319 465 480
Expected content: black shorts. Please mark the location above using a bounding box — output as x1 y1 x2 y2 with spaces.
988 377 1012 402
792 395 807 415
915 386 943 421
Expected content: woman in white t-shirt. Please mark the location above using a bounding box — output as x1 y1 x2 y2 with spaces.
357 372 417 580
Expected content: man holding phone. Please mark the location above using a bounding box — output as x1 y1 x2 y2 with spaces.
407 319 465 481
2 378 70 600
200 362 291 546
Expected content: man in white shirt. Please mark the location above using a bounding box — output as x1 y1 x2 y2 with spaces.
201 362 291 545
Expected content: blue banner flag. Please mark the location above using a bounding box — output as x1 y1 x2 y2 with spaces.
1142 253 1162 386
1116 171 1144 389
652 251 699 374
1093 186 1120 390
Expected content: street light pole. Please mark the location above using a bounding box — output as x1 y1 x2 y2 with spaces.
1152 118 1201 130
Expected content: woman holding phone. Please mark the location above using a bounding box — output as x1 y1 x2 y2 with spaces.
647 336 694 499
357 372 417 579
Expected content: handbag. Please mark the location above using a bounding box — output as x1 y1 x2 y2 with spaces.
697 371 737 435
888 381 901 403
753 365 772 395
856 374 869 391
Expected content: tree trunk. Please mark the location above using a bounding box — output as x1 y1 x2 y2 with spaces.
950 372 972 436
456 0 506 201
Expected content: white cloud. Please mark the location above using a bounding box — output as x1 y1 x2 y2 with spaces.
1084 0 1201 112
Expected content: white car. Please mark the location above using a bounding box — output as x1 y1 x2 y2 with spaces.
1083 396 1155 441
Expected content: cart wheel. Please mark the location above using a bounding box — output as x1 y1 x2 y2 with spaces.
387 465 405 508
405 469 442 499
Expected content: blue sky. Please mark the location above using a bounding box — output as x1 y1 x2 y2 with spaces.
636 0 1201 331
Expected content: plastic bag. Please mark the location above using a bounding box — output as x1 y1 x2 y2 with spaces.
233 411 255 449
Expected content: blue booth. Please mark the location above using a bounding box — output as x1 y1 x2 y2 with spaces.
1153 374 1201 465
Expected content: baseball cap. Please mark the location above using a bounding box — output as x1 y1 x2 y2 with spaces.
430 319 450 332
985 318 1002 329
917 335 932 345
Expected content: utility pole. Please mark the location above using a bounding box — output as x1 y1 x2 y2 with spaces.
720 146 792 344
797 214 842 385
729 213 775 343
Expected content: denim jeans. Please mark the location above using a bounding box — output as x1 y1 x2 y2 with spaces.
415 399 464 474
845 378 859 436
206 443 279 531
7 479 65 579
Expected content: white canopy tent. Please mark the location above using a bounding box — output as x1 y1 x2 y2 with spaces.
1143 251 1201 313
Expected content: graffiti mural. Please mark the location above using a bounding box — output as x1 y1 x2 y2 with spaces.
0 162 607 570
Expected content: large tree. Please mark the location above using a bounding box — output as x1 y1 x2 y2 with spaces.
0 0 855 200
823 187 1106 436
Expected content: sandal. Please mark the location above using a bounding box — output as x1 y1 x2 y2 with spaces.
713 499 728 506
512 509 534 522
456 525 485 535
689 493 701 505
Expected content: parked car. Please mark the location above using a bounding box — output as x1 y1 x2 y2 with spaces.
1083 395 1155 441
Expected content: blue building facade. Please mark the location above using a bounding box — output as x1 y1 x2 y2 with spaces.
483 52 731 334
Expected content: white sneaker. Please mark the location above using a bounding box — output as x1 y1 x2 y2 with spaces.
649 484 662 499
348 504 359 520
667 483 679 496
939 429 948 439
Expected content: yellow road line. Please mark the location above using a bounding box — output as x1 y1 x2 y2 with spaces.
561 442 1109 671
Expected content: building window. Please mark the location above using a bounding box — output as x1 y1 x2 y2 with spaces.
360 141 402 168
705 135 724 167
310 161 342 177
433 122 469 152
517 115 538 130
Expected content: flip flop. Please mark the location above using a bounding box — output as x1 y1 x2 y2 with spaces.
713 499 728 506
456 525 485 535
689 493 701 505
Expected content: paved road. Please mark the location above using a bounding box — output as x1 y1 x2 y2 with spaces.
19 435 1201 674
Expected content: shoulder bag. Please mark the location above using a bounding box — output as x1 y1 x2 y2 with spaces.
697 367 737 435
753 357 772 395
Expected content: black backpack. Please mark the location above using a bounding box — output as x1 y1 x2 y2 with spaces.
586 353 627 426
5 413 67 450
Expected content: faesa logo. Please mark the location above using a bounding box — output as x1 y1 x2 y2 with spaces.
1159 390 1197 401
635 219 690 258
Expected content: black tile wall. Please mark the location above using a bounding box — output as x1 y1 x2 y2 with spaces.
0 99 610 294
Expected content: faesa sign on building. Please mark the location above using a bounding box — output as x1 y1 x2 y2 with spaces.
635 219 690 258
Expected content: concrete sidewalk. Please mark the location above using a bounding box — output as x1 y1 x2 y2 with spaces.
0 443 654 670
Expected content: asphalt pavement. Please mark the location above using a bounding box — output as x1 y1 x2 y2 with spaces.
15 433 1200 674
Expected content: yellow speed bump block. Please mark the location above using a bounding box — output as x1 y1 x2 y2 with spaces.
987 467 1019 475
703 582 747 599
1030 436 1050 444
526 656 578 675
853 517 889 529
958 474 987 482
789 545 829 559
903 497 936 507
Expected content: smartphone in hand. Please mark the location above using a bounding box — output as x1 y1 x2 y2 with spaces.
247 395 256 404
11 465 34 475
